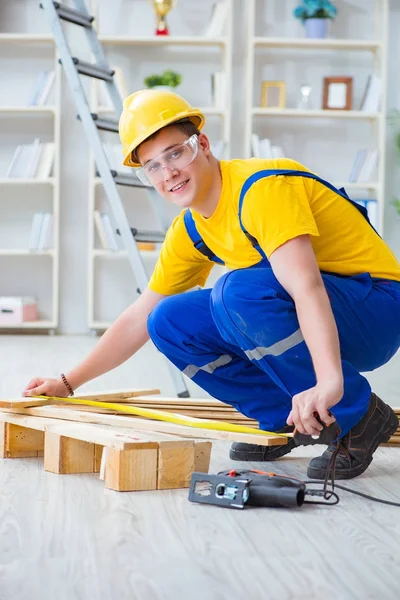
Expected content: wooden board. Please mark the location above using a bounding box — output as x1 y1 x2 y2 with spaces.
1 406 288 446
0 388 161 409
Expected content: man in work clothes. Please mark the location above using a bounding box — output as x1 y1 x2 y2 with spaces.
24 90 400 480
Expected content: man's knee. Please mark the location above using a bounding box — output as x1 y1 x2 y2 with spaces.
147 295 178 345
211 268 291 327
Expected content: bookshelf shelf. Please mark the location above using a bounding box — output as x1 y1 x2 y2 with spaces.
0 106 56 114
0 249 54 256
0 34 54 44
0 178 55 186
253 37 382 51
93 249 159 259
99 35 227 47
252 108 381 119
0 320 56 329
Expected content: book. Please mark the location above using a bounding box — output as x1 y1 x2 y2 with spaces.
35 143 55 179
37 212 53 250
204 1 228 37
93 210 109 249
28 212 45 251
101 213 119 251
211 72 226 108
348 149 379 183
360 75 382 112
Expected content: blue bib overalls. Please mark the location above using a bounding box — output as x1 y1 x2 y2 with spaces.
147 170 400 436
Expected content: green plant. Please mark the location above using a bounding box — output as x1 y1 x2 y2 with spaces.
293 0 337 21
388 109 400 214
144 69 182 89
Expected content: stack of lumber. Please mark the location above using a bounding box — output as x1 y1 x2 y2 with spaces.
0 388 288 493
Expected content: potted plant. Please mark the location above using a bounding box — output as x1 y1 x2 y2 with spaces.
143 69 182 91
293 0 337 39
389 109 400 217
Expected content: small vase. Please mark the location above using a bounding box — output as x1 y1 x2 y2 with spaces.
304 18 329 39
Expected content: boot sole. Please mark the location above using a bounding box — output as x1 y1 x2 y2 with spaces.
229 440 295 462
307 409 399 480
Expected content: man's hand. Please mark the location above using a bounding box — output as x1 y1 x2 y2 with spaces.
287 381 343 436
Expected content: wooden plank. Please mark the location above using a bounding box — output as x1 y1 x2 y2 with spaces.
0 397 57 409
104 447 158 492
94 445 103 473
1 422 44 458
0 412 163 450
44 433 96 474
194 441 212 473
75 388 160 401
0 422 6 458
4 406 288 446
0 388 161 409
157 440 195 490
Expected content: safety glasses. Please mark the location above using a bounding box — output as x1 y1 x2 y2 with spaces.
135 134 199 186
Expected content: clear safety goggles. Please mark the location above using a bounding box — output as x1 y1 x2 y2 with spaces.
135 134 199 186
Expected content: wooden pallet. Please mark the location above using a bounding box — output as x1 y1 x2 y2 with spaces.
0 412 211 492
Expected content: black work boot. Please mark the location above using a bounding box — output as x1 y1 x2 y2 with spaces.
229 425 296 461
307 393 399 480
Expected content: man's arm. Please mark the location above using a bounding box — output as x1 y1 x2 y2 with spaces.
269 234 343 436
23 287 165 396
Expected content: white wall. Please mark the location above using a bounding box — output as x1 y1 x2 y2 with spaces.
2 0 400 333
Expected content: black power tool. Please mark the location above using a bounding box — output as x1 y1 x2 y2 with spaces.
189 469 312 509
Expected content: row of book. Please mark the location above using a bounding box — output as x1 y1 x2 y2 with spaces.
27 70 55 106
354 199 378 230
7 139 55 179
29 212 53 251
348 149 379 183
251 134 285 159
360 75 381 113
94 210 120 251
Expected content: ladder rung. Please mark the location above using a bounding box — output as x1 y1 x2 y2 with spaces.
91 114 119 133
63 58 114 81
116 228 166 244
111 171 149 188
51 2 94 27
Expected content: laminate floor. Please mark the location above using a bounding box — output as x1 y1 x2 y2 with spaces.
0 336 399 600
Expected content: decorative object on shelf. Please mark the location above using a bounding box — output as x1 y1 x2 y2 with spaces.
151 0 176 36
322 76 353 110
297 84 312 110
144 69 182 91
293 0 337 39
261 81 286 109
0 297 38 325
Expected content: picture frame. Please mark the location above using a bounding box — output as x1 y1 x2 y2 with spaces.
322 77 353 110
261 81 286 109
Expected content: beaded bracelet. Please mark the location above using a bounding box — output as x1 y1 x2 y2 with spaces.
61 373 74 396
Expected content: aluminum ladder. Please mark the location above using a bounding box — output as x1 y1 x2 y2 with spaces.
40 0 190 397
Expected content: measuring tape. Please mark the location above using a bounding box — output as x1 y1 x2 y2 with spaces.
35 395 292 439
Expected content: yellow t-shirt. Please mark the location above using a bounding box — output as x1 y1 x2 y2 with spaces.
149 158 400 295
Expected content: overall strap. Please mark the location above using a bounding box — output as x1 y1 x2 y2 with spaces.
183 210 225 265
238 169 376 258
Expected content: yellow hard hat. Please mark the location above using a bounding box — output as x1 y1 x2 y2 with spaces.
119 89 205 167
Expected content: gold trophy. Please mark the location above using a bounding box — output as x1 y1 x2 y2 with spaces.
151 0 176 36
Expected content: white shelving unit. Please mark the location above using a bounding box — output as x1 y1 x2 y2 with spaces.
244 0 388 234
0 22 61 332
87 0 234 331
